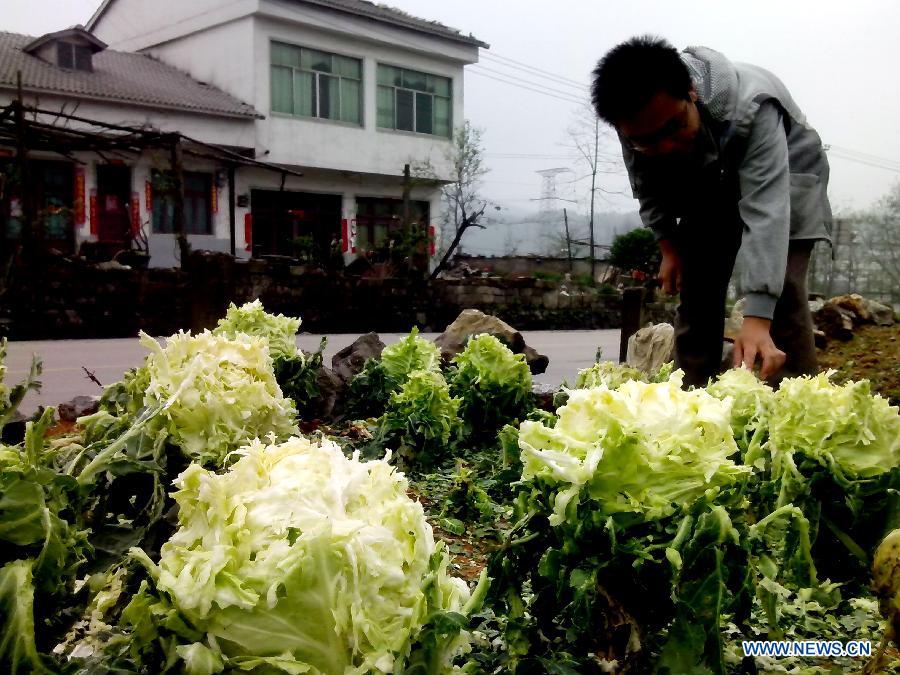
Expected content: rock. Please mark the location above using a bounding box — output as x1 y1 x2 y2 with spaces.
522 345 550 375
58 395 99 423
868 300 895 326
724 298 746 341
331 332 386 383
813 303 854 341
808 298 825 314
830 293 872 323
433 309 548 375
626 323 675 374
313 367 345 421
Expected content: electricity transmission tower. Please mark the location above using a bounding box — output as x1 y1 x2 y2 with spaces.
534 167 574 256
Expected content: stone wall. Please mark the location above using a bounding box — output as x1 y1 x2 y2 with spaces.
1 253 674 339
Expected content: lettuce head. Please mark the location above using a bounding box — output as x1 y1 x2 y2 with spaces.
763 371 900 479
213 299 301 359
129 436 472 674
519 371 748 524
380 327 442 383
140 331 298 465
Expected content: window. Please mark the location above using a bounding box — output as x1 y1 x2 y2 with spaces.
151 171 213 235
355 197 430 251
56 42 93 72
376 65 451 137
270 42 362 124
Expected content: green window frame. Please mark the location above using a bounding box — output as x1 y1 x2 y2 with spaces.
376 65 451 137
270 42 362 125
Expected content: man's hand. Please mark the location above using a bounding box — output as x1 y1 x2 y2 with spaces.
657 239 682 295
732 316 786 380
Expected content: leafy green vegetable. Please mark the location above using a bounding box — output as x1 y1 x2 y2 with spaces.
381 327 441 383
347 328 441 420
574 360 647 389
520 371 748 524
448 334 533 444
762 371 900 479
706 367 775 456
139 330 298 465
0 338 42 435
0 560 50 674
273 337 327 420
213 299 301 359
123 435 477 674
375 369 461 471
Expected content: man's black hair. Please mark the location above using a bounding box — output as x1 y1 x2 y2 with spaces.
591 35 693 126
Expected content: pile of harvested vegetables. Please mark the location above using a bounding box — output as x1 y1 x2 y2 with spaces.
1 300 898 674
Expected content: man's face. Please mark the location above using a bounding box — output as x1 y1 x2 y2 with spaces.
617 89 701 157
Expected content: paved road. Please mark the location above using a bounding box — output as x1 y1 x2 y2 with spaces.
4 330 621 416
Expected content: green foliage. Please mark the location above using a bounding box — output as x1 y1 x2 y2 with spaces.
273 337 326 420
119 436 476 674
375 370 462 472
447 334 534 444
212 299 302 360
609 227 661 277
347 328 442 421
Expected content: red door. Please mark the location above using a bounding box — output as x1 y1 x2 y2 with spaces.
96 164 131 255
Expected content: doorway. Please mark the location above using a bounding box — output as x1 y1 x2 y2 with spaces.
96 164 132 255
250 189 342 266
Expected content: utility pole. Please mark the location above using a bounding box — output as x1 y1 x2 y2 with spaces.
563 208 573 271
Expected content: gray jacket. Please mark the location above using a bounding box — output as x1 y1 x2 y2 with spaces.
623 46 832 319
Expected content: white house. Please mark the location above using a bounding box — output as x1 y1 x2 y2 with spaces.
0 1 486 267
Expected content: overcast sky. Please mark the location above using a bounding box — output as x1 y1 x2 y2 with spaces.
6 0 900 224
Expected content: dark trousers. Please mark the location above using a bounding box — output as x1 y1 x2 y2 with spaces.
673 214 818 388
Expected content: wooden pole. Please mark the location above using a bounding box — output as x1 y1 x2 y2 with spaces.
14 72 36 258
619 286 645 363
169 135 190 269
563 207 573 272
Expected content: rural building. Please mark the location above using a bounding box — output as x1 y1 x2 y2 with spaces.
0 0 486 267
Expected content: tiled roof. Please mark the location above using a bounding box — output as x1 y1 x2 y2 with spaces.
0 31 262 119
302 0 489 48
87 0 489 49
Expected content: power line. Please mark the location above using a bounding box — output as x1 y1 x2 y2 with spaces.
468 64 589 101
482 52 590 89
467 68 584 106
827 149 900 173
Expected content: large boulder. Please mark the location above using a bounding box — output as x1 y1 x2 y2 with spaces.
331 332 386 383
626 323 675 374
433 309 549 374
868 300 896 326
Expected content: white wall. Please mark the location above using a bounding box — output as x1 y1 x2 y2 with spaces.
143 17 257 107
90 0 479 181
0 92 257 150
89 0 260 52
253 14 464 180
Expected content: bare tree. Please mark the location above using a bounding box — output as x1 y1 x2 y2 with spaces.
430 121 492 279
564 101 627 275
849 183 900 304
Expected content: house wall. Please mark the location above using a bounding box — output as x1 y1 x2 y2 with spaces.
0 92 257 149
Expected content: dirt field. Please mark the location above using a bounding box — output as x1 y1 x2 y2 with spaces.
818 323 900 405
